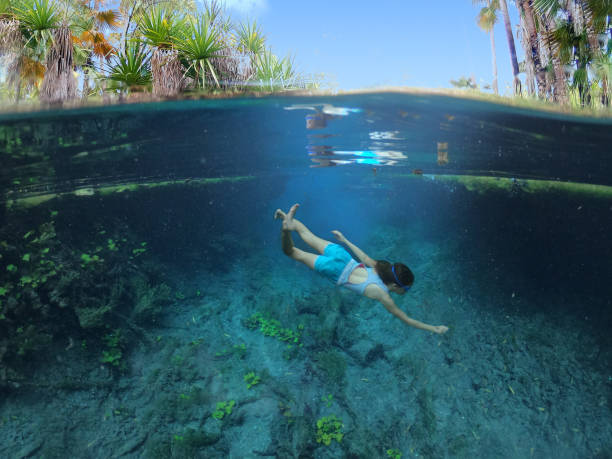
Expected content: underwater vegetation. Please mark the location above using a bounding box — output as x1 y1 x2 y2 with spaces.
0 203 172 388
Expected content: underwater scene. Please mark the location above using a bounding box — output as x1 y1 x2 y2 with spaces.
0 93 611 458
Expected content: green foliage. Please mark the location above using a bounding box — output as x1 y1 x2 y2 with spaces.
243 371 260 389
132 242 147 256
450 75 478 89
316 415 344 446
138 7 184 50
244 312 303 344
253 48 296 89
130 277 172 323
321 394 333 408
14 0 58 33
175 15 224 88
211 400 235 420
387 448 402 459
100 330 123 367
106 42 152 90
235 20 265 56
80 252 102 267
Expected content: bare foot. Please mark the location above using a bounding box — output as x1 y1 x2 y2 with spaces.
275 204 299 231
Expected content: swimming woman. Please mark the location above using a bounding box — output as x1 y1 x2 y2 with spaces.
275 204 449 335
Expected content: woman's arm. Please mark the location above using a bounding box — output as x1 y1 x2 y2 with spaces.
331 231 376 267
379 293 449 334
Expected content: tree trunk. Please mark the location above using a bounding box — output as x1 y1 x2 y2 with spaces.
40 26 77 104
490 27 498 95
499 0 521 94
151 48 184 97
542 14 569 105
518 0 547 98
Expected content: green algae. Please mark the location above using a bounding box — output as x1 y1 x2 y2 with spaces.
393 173 612 199
5 175 255 210
435 174 612 198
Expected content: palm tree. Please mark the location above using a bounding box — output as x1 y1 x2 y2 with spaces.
531 0 610 106
498 0 521 94
71 0 120 98
530 0 569 104
0 0 23 99
474 0 499 94
235 20 265 66
40 23 77 103
106 40 151 97
517 0 548 98
138 7 185 97
253 47 297 90
10 0 60 101
175 15 224 89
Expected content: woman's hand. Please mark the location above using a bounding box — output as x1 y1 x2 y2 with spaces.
331 230 347 243
433 325 449 335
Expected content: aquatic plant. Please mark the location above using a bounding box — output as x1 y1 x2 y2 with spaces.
321 394 334 408
315 415 344 446
100 330 123 367
211 400 235 420
243 371 260 389
243 312 303 344
387 448 402 459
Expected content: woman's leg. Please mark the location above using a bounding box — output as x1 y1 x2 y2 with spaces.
274 204 331 254
278 224 319 269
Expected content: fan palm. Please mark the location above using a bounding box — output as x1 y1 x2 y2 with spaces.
531 0 610 106
71 2 120 98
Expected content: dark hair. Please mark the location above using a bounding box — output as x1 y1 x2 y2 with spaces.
375 260 414 287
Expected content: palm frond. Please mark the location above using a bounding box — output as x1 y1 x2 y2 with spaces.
235 20 265 55
14 0 58 32
477 5 497 31
107 41 151 89
138 7 182 49
253 48 297 88
175 15 224 88
95 9 120 31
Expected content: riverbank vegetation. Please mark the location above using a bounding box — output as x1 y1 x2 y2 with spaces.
0 0 318 105
467 0 611 110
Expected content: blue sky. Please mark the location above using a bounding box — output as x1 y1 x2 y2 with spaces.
221 0 524 93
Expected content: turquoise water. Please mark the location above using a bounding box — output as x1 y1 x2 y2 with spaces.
0 94 611 458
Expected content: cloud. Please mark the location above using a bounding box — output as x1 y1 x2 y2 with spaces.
221 0 267 15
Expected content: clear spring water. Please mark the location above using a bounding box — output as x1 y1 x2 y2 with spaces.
0 93 611 458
